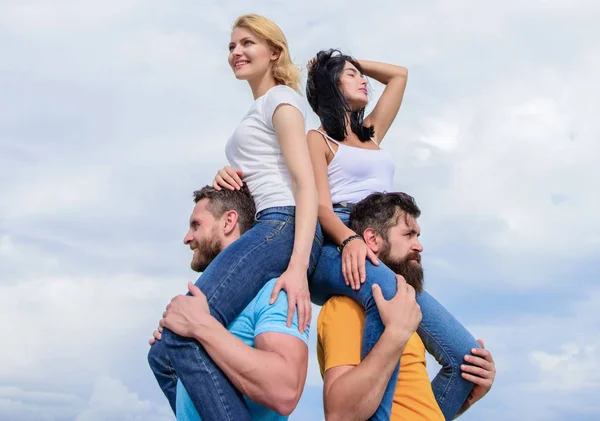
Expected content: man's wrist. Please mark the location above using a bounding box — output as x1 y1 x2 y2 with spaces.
193 313 219 342
381 326 410 350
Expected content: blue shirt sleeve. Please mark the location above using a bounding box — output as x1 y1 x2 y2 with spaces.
176 381 202 421
253 279 310 344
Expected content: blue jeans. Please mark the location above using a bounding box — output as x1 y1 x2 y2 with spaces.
416 292 479 419
148 206 323 420
310 207 479 420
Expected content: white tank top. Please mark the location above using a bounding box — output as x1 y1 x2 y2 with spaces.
313 130 395 204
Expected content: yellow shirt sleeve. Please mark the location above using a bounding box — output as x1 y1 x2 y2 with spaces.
316 297 445 421
317 296 366 377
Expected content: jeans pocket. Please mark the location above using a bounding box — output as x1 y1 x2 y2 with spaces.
261 219 288 241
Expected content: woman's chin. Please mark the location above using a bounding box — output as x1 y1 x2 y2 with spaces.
232 67 254 81
349 98 368 110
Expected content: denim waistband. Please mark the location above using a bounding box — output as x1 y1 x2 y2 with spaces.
333 202 356 210
256 205 295 219
333 205 351 226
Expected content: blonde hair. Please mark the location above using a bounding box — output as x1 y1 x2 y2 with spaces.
233 14 300 92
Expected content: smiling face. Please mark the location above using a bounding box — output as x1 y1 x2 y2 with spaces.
228 26 278 82
338 61 369 110
183 199 223 273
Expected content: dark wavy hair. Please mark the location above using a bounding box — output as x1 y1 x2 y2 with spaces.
349 192 421 240
306 49 374 142
193 185 256 234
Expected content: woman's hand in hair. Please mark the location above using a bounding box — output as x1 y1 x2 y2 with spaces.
359 60 408 143
306 57 317 72
213 166 244 191
342 239 379 290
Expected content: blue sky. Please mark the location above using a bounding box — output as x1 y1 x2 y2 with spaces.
1 1 599 420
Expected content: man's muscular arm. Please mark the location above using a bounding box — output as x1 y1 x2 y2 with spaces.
323 276 421 421
160 282 308 416
324 329 405 421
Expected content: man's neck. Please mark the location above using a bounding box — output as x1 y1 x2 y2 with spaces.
220 232 242 252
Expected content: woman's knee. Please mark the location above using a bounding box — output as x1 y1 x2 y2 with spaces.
148 338 167 372
448 338 482 371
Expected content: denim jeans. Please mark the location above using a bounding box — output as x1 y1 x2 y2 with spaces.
310 207 479 420
415 292 480 419
148 206 323 420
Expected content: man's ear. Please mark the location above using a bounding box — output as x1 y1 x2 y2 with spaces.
222 210 239 236
362 228 380 254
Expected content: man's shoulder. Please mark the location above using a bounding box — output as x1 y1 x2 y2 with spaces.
251 278 309 344
251 278 282 308
316 297 364 376
321 296 364 312
318 296 365 332
232 278 280 326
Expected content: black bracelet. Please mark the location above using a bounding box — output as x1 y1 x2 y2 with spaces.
337 234 363 252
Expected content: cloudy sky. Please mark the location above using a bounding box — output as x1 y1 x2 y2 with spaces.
1 0 599 420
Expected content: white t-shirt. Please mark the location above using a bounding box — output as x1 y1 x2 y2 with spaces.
225 85 307 213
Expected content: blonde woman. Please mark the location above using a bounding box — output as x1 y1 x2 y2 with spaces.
148 15 321 421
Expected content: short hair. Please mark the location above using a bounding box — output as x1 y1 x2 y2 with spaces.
233 14 300 92
193 185 256 234
306 49 374 142
350 192 421 240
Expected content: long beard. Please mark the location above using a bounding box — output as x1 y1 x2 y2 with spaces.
190 235 222 273
379 247 424 293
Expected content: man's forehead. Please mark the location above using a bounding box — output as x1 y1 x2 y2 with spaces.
190 199 212 221
396 212 420 231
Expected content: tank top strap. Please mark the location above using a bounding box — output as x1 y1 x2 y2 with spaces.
369 138 380 147
311 129 341 155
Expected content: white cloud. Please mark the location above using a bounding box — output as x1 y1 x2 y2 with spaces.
0 386 84 421
407 56 599 255
381 51 600 290
0 167 113 219
0 0 144 31
419 120 461 152
0 268 185 384
531 343 600 392
451 288 600 420
0 378 171 421
75 376 171 421
1 0 598 420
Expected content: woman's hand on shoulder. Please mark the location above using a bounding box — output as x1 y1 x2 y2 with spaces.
269 265 311 333
213 166 243 191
